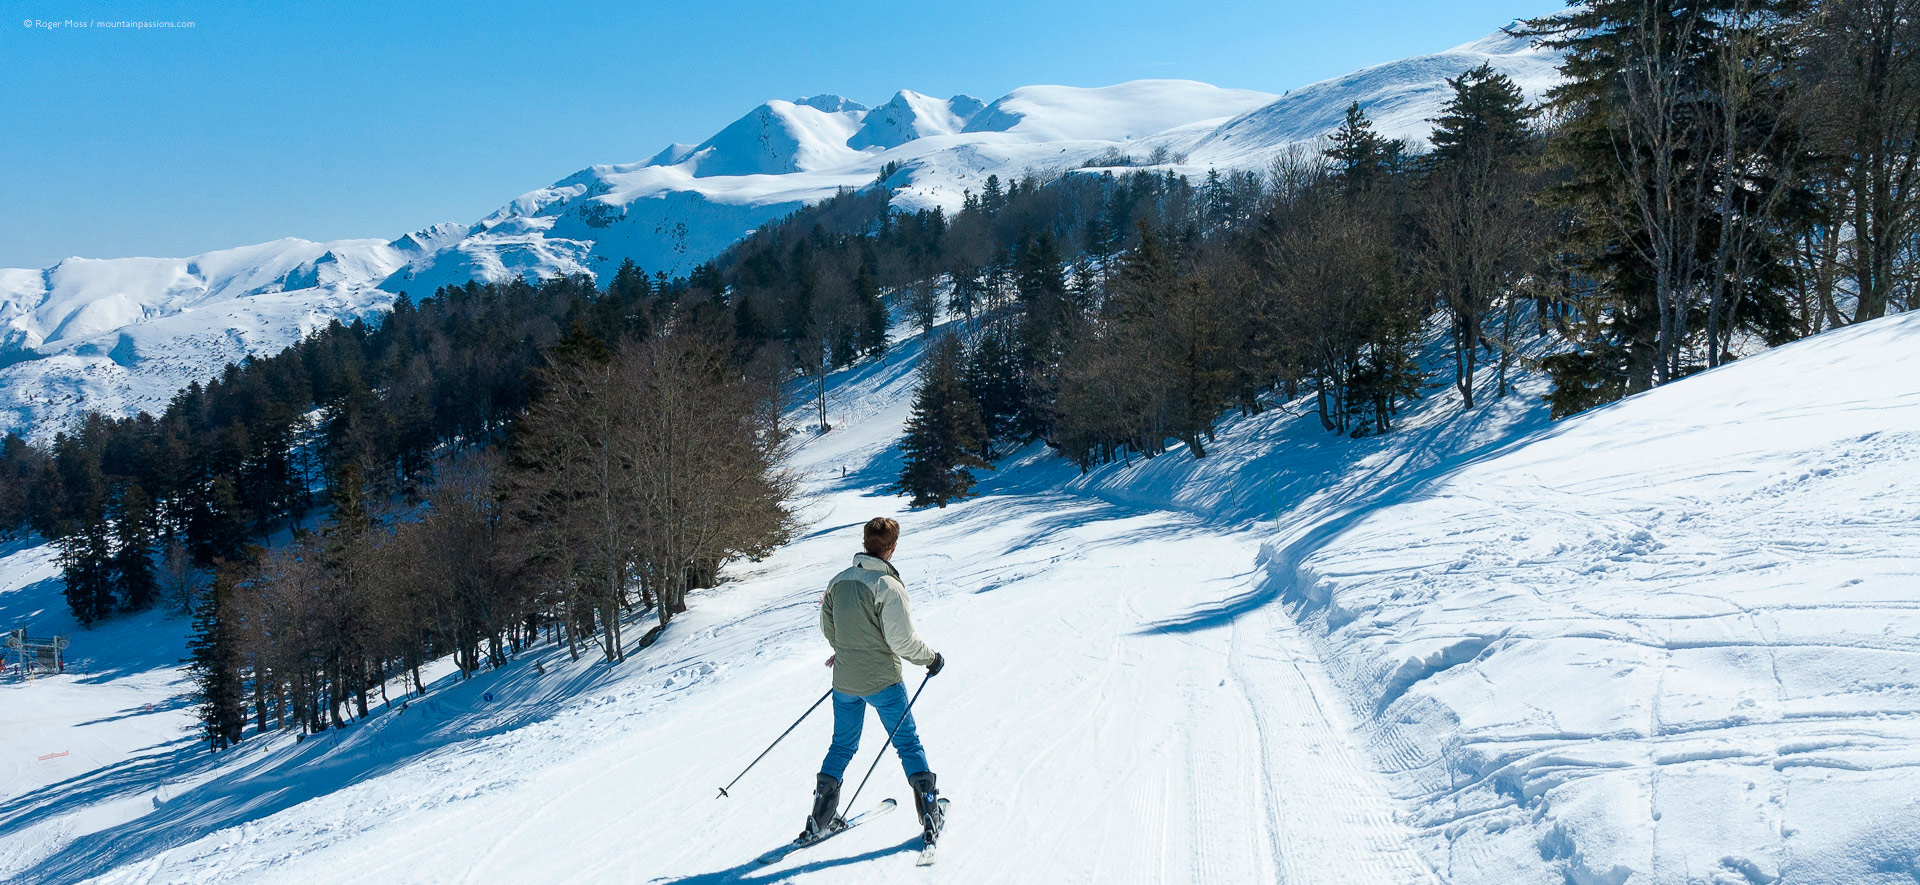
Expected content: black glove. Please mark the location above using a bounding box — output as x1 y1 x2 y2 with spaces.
927 653 945 677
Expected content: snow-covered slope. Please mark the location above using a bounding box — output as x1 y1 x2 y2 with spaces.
0 26 1556 440
677 94 875 177
1271 312 1920 884
0 539 197 878
961 80 1279 142
1188 29 1561 167
3 304 1918 882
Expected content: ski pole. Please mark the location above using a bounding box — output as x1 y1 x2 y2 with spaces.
717 687 834 798
839 671 932 815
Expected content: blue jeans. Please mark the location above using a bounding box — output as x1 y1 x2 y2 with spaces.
819 682 930 781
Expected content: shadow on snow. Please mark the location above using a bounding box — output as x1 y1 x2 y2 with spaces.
653 836 924 884
5 610 677 885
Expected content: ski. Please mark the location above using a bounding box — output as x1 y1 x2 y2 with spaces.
756 798 897 865
915 798 950 866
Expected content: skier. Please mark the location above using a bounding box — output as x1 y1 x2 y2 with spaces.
803 516 947 849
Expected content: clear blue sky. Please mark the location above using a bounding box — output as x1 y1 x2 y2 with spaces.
0 0 1557 268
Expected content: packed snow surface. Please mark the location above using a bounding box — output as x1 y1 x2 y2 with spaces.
4 306 1918 883
0 26 1555 440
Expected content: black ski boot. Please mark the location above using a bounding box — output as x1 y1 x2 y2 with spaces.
908 771 944 846
798 774 844 843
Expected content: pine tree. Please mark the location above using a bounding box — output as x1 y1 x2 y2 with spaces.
238 405 300 534
326 461 373 540
948 265 983 322
963 325 1025 457
610 258 651 302
1066 255 1100 318
603 258 655 340
1421 64 1539 409
981 174 1005 217
187 559 249 751
687 261 724 297
1326 102 1396 193
320 462 375 722
1015 231 1071 367
893 335 992 508
26 456 64 540
188 475 250 566
55 449 114 625
1521 0 1740 397
733 292 769 343
1203 167 1235 229
57 516 115 626
856 264 889 356
548 319 615 369
1428 64 1531 166
112 483 159 611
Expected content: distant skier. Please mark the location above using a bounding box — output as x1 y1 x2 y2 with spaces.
803 516 946 848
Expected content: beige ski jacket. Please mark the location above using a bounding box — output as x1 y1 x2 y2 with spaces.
820 552 936 696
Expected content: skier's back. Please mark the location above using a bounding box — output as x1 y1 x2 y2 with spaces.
805 517 946 849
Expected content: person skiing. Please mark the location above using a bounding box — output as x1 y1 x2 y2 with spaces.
803 516 946 848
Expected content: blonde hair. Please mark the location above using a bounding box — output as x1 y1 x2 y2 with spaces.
863 517 900 557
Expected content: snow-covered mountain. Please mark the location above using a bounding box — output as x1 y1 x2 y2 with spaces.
0 236 422 438
380 78 1284 302
1187 29 1560 167
0 27 1556 439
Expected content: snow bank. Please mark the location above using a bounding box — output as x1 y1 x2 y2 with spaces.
1274 312 1920 883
